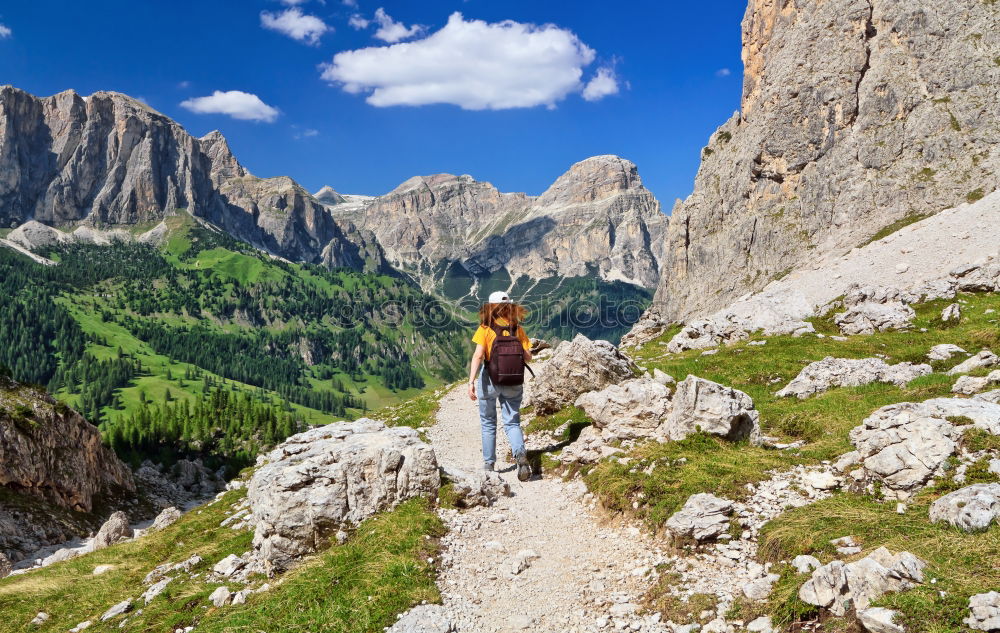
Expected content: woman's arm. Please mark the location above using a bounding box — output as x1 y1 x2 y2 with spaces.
468 343 485 401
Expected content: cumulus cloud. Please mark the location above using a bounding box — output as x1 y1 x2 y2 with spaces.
372 8 423 43
0 24 11 39
320 12 603 110
715 68 732 77
348 14 370 29
180 91 280 122
582 66 619 101
261 8 331 45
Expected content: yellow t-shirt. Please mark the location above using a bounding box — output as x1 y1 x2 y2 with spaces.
472 318 530 361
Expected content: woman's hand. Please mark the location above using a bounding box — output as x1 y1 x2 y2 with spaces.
468 381 477 401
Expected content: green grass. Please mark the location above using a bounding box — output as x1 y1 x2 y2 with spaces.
370 385 450 428
0 493 443 633
524 405 593 440
967 188 986 203
858 213 931 247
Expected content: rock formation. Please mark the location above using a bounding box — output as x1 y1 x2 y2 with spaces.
0 374 134 560
665 493 735 542
776 357 931 399
648 0 1000 323
799 547 926 616
666 375 761 444
246 419 439 574
330 156 668 291
528 334 639 415
0 86 384 270
929 484 1000 532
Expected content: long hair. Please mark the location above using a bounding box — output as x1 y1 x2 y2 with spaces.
479 302 526 328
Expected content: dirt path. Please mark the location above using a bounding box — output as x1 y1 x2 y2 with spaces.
426 381 673 633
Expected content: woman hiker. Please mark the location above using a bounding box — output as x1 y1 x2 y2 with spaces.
467 291 533 482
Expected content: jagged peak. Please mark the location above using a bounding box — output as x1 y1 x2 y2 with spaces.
314 186 347 205
536 155 646 207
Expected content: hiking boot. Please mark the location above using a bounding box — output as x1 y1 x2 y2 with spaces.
515 453 531 482
483 462 494 472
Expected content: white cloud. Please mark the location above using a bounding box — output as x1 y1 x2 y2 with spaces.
715 68 732 77
320 12 601 110
582 66 619 101
0 24 11 39
180 91 280 122
261 8 331 45
280 0 309 4
342 0 358 6
294 128 320 139
348 14 370 29
372 8 423 43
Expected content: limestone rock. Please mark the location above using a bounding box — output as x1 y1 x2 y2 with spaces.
953 262 1000 293
849 398 1000 498
953 371 1000 396
948 350 999 376
142 577 172 604
557 426 622 464
212 554 247 578
511 549 540 575
528 335 638 415
942 303 962 323
665 493 734 542
92 511 133 550
209 586 232 608
30 613 49 626
388 605 455 633
977 390 1000 405
835 302 915 336
927 344 967 361
746 617 773 633
574 378 671 442
965 591 1000 632
647 0 1000 323
742 573 780 601
929 484 1000 532
0 552 10 578
313 186 347 206
440 466 510 508
776 357 932 399
247 420 439 574
0 375 134 560
151 507 182 531
792 555 821 574
859 607 905 633
799 547 926 616
100 599 132 621
665 375 761 444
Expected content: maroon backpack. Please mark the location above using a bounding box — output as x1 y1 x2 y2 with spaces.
487 323 534 386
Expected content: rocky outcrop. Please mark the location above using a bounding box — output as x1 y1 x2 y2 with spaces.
776 357 931 399
928 344 967 362
953 371 1000 396
440 466 510 508
948 350 999 376
848 398 1000 498
331 156 668 291
649 0 1000 323
835 302 915 335
929 483 1000 532
528 334 638 415
246 420 439 574
92 511 133 550
0 375 135 560
799 547 926 616
0 86 384 271
665 375 761 444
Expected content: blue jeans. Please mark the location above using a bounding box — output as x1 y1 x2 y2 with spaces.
477 368 526 465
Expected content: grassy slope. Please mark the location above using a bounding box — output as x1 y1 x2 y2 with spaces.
0 491 444 633
571 291 1000 629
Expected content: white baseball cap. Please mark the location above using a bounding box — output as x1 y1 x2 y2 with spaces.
488 291 512 304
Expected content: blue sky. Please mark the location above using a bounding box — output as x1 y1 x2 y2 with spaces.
0 0 747 207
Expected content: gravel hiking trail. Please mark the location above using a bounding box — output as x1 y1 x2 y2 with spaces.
426 381 670 633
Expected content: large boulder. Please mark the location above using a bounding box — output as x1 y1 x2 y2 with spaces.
966 591 1000 632
247 420 439 574
929 483 1000 532
927 344 967 361
849 399 1000 499
948 350 999 376
835 302 915 335
664 493 734 542
952 262 1000 293
776 357 932 399
799 547 926 616
953 370 1000 395
574 377 672 442
664 375 761 444
92 511 133 550
528 335 638 415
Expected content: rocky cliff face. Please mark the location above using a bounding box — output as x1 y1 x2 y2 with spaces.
0 373 134 560
0 86 384 270
652 0 1000 322
331 155 668 290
